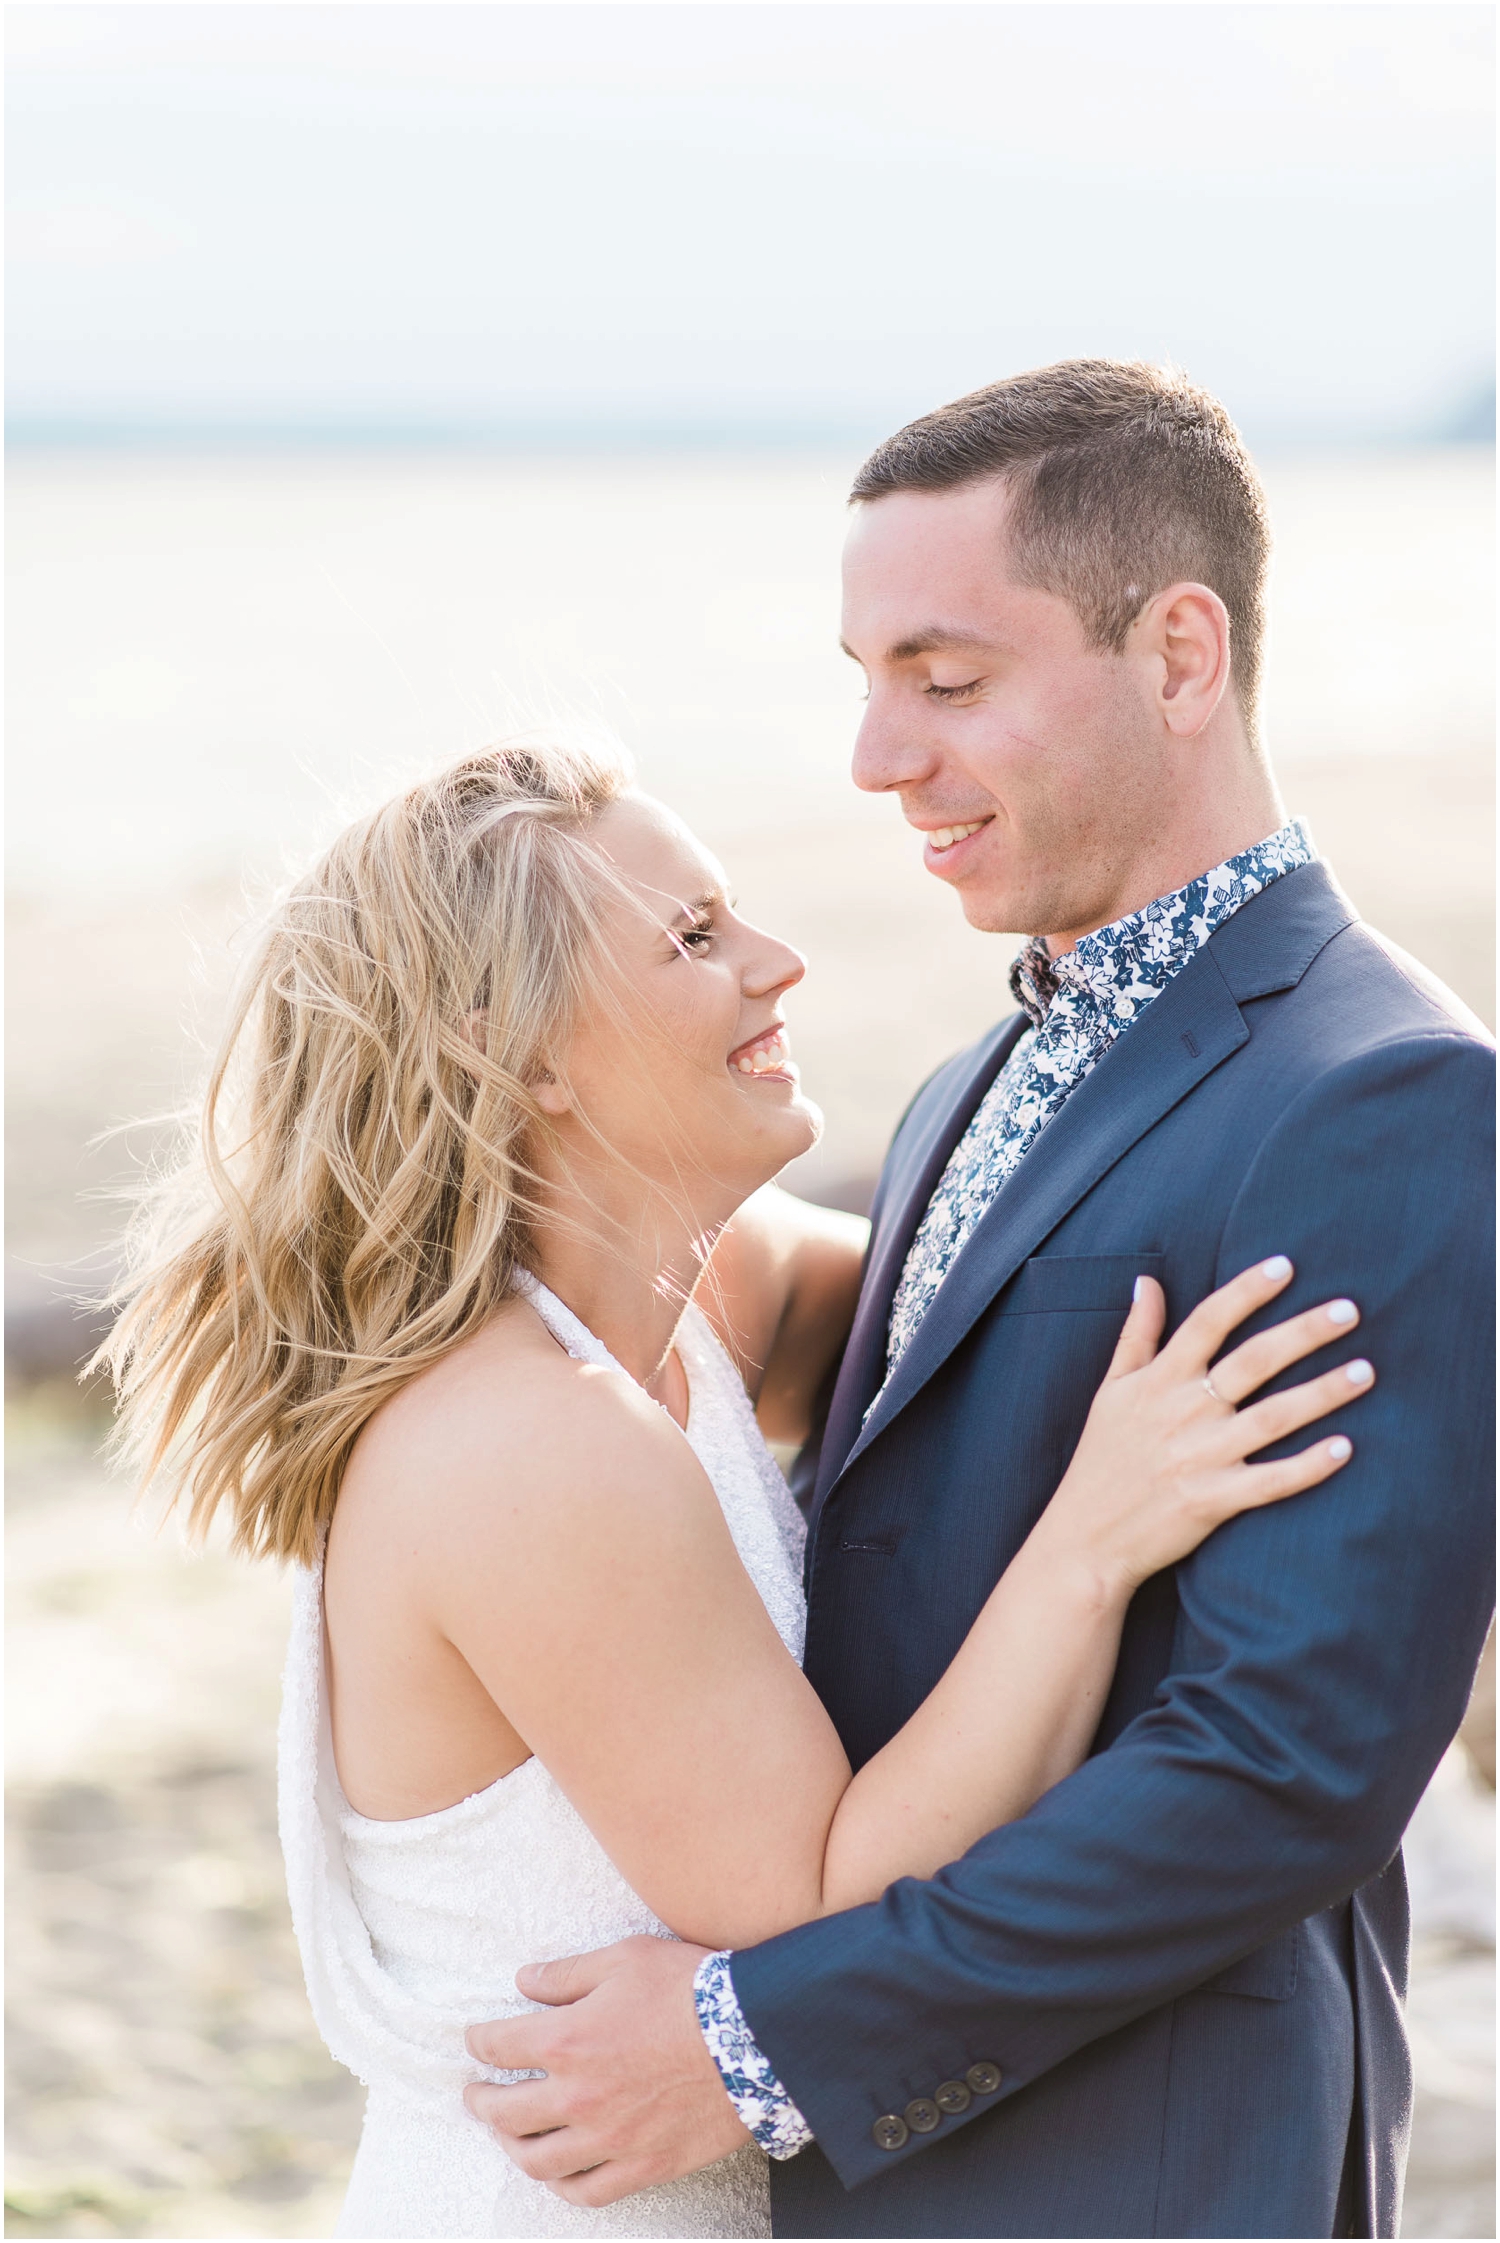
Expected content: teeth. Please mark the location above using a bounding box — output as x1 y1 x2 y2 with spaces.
929 821 985 852
734 1032 790 1076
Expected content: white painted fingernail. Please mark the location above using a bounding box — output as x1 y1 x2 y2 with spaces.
1262 1255 1292 1281
1328 1436 1353 1460
1133 1275 1146 1302
1327 1300 1358 1325
1345 1359 1373 1385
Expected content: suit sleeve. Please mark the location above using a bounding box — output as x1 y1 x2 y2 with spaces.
728 1031 1496 2189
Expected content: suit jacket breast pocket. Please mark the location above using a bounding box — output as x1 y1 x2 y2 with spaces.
1196 1925 1301 2001
998 1251 1165 1316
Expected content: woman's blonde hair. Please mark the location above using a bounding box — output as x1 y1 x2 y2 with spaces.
100 732 633 1566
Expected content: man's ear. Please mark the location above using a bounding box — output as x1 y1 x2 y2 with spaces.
1136 581 1232 738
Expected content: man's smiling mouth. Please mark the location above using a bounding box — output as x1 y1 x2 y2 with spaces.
908 816 993 857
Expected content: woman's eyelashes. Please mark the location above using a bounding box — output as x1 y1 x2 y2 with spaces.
669 915 716 958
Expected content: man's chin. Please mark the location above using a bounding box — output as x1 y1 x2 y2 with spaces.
952 881 1029 938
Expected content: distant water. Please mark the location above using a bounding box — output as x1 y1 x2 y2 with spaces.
6 445 1493 900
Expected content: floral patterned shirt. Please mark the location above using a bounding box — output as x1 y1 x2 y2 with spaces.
693 1949 812 2159
883 819 1315 1377
696 819 1316 2159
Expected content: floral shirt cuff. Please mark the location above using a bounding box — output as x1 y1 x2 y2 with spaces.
693 1949 814 2161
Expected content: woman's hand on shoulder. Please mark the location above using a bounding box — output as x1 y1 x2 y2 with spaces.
1031 1258 1375 1601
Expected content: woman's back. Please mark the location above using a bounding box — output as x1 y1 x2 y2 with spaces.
278 1281 805 2239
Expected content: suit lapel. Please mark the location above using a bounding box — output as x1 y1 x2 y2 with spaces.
813 859 1358 1510
812 1013 1028 1508
827 943 1250 1492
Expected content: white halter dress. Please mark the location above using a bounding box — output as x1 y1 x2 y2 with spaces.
277 1278 808 2239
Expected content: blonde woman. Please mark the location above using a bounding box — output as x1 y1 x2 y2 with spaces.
105 738 1373 2240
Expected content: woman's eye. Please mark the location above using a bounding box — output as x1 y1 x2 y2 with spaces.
926 679 984 703
678 924 715 953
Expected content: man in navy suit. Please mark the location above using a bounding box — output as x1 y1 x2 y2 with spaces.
466 362 1495 2236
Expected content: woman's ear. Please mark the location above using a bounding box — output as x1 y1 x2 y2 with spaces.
459 1014 571 1114
1138 581 1232 738
532 1066 570 1117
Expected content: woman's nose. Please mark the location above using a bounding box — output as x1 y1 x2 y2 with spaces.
746 933 807 997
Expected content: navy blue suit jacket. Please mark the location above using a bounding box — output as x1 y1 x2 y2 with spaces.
731 864 1495 2239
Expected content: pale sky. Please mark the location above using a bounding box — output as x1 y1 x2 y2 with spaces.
7 3 1495 442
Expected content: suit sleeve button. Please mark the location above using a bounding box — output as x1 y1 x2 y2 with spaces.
904 2097 941 2133
965 2061 1002 2095
934 2078 973 2114
872 2113 910 2151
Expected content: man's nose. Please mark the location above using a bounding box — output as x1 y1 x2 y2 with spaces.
851 692 932 796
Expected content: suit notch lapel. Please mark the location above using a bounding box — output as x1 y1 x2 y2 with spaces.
810 1015 1028 1508
830 948 1250 1487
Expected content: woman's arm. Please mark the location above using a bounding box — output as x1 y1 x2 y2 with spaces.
403 1259 1368 1950
698 1184 870 1445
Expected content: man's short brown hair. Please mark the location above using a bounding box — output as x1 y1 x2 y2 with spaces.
850 360 1271 727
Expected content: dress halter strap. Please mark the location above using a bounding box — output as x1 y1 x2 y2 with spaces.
511 1270 624 1374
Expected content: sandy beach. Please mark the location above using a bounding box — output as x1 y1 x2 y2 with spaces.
7 445 1494 2238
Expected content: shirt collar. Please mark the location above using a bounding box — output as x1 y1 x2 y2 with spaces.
1008 818 1316 1030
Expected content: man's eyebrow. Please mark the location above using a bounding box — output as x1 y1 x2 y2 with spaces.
839 627 1000 665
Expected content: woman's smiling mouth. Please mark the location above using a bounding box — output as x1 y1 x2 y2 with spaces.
728 1025 797 1081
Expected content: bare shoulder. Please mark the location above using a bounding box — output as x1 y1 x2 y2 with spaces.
338 1296 700 1562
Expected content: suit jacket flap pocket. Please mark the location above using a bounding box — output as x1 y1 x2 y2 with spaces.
998 1251 1165 1316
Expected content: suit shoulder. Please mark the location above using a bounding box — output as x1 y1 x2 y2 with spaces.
1296 917 1494 1056
1345 923 1493 1047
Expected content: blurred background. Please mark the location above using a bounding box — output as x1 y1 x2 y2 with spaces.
6 5 1494 2236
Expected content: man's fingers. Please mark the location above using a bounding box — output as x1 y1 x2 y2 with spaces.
514 1934 652 2006
464 2012 551 2068
1106 1275 1166 1378
468 1942 635 2067
551 2158 659 2209
463 2080 558 2138
514 1951 598 2006
498 2126 599 2184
